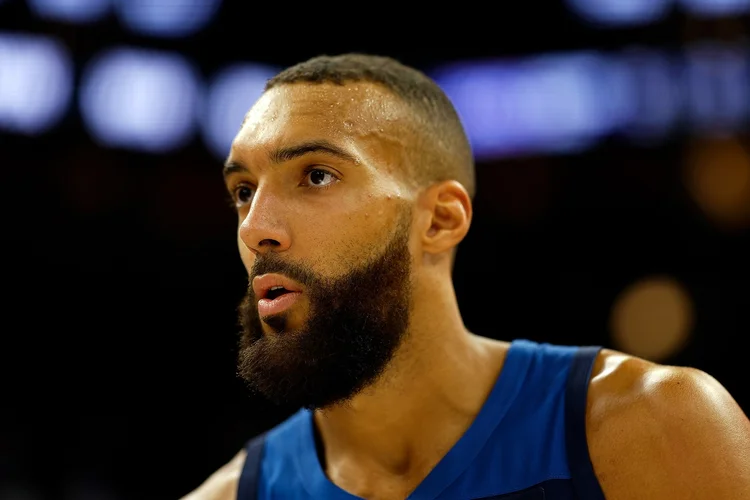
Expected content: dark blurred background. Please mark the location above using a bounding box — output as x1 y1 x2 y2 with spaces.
2 1 749 498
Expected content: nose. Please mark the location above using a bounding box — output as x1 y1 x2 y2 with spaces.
238 186 291 256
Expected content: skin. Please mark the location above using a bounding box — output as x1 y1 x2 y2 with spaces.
182 81 750 500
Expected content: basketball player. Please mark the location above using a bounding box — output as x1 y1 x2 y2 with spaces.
182 54 750 499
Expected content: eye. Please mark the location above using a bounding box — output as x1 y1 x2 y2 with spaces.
304 168 338 188
232 184 255 206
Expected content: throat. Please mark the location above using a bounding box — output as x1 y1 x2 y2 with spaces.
323 451 430 500
313 410 464 499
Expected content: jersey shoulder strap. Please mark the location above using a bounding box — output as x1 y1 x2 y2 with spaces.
564 346 606 500
236 432 267 500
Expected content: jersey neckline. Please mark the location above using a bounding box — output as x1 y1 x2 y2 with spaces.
293 339 536 499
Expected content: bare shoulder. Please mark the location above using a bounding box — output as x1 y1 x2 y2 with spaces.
585 348 750 500
180 448 247 500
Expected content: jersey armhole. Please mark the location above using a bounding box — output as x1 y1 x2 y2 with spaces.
236 433 267 500
565 346 607 500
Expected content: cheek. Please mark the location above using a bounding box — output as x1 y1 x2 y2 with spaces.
319 200 405 258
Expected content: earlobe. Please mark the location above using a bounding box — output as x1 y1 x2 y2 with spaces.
422 180 472 256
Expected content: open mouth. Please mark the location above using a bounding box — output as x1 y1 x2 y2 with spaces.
257 285 303 317
253 274 304 317
265 286 291 300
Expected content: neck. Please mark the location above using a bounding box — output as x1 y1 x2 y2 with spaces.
312 280 509 484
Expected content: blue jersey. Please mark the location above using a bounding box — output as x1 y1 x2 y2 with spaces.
236 340 606 499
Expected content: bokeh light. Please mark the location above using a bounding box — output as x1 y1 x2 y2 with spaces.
27 0 111 24
431 53 629 159
610 276 694 361
684 135 750 229
113 0 222 37
0 32 74 134
679 0 750 16
685 43 749 133
200 62 279 160
566 0 670 27
618 48 680 142
79 46 201 153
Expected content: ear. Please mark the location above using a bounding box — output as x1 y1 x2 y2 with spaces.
419 180 472 256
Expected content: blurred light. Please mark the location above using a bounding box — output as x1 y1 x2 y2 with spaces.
0 32 73 134
79 47 201 153
429 43 750 161
610 276 694 362
27 0 111 23
685 43 749 133
113 0 222 37
679 0 750 16
566 0 670 27
685 136 750 229
201 63 278 160
431 53 631 160
618 48 680 142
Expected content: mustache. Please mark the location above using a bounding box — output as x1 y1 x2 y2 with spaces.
248 254 319 293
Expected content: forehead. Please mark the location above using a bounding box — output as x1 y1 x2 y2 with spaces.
231 82 411 155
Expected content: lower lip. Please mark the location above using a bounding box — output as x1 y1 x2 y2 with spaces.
257 292 302 317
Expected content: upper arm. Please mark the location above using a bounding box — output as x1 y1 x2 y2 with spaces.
587 351 750 500
180 448 247 500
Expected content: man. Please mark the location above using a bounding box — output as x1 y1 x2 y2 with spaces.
183 54 750 500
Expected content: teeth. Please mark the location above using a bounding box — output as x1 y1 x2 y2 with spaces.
270 286 284 291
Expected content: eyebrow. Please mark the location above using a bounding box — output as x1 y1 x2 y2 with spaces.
223 139 359 178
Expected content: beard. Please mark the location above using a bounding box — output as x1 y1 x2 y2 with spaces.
236 210 413 410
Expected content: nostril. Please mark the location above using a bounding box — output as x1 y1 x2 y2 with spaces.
258 238 281 248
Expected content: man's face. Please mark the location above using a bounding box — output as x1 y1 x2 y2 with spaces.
224 82 417 409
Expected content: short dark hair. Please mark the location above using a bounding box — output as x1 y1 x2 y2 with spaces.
265 53 476 199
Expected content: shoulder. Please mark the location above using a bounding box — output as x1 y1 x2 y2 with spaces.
179 413 304 500
585 348 750 500
180 448 247 500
